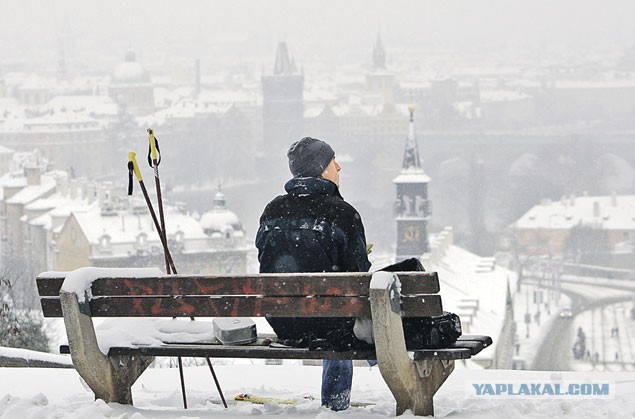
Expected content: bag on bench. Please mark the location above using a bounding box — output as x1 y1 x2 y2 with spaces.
381 258 462 350
267 258 463 351
402 312 462 350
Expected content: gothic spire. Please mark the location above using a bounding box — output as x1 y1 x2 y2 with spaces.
273 41 294 75
402 107 422 171
372 29 386 70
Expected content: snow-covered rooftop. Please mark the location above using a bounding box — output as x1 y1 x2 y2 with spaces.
196 89 259 106
5 174 56 205
200 207 242 234
26 193 89 231
43 95 118 117
555 79 635 89
0 144 14 154
0 113 100 133
480 89 532 103
71 203 208 246
512 194 635 231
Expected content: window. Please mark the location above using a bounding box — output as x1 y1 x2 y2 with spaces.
99 235 111 253
137 233 147 248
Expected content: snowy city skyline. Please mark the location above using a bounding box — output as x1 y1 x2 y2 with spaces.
1 1 635 417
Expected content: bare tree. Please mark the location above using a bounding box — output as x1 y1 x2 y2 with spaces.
0 268 49 351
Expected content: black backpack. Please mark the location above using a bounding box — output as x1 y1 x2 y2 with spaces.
381 258 463 350
402 312 462 350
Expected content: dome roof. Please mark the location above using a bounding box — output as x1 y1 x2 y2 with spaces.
112 49 150 84
199 191 243 235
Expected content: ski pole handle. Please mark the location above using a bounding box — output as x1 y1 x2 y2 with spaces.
148 128 158 161
128 152 143 181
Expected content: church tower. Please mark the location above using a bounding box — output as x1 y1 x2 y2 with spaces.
262 41 304 153
57 17 75 79
394 108 431 260
366 30 395 104
372 30 386 70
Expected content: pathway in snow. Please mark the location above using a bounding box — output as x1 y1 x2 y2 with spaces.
516 273 635 371
572 301 635 372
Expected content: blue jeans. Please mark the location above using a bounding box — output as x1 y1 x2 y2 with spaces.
321 360 353 411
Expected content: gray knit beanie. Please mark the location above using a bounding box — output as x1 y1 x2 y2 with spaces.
287 137 335 178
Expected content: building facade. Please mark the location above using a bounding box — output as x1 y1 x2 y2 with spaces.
509 194 635 268
55 189 249 274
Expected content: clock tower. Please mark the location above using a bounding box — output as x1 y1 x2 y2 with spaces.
394 108 431 260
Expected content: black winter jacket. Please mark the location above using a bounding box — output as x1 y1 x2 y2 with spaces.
256 177 371 274
256 177 371 344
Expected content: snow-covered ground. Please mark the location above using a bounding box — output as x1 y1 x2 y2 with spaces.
3 272 634 417
512 279 572 368
1 363 634 418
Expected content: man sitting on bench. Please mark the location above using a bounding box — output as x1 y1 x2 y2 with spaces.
256 137 462 411
257 137 370 411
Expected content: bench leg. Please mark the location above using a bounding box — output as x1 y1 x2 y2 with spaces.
369 273 454 416
60 291 154 404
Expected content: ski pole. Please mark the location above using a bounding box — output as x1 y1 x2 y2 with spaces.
206 358 228 407
128 151 188 408
128 151 187 409
147 128 171 274
127 152 176 273
128 151 228 409
145 132 229 408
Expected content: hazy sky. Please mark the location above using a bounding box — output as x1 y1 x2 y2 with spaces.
2 0 634 57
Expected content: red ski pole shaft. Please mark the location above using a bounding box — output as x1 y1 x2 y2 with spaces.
129 150 227 408
148 129 171 274
129 152 187 408
129 152 177 273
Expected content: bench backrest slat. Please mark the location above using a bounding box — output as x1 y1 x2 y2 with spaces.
40 294 443 318
36 277 65 296
36 272 440 297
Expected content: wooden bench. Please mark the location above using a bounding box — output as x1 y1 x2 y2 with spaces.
36 269 492 416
